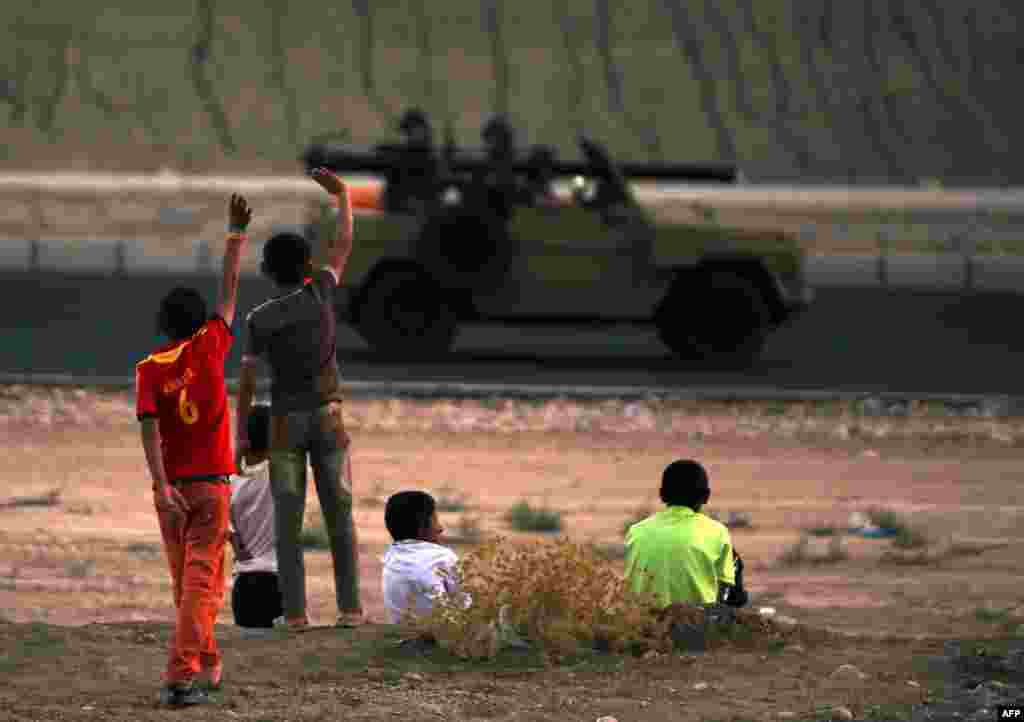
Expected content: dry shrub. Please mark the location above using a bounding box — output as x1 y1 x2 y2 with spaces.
779 534 848 566
406 537 662 661
435 485 468 513
299 518 330 550
447 513 484 546
880 537 1009 566
505 500 563 533
867 507 930 549
405 537 809 662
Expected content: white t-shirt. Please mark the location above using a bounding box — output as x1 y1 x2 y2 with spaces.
381 540 461 624
229 461 277 576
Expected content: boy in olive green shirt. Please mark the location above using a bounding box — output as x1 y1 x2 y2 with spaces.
625 459 746 608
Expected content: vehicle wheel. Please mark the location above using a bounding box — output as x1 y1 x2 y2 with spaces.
415 210 511 293
655 271 771 366
353 266 457 356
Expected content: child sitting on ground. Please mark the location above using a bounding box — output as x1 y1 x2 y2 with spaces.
381 491 463 624
229 403 284 632
625 459 748 609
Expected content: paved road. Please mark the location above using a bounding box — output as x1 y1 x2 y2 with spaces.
3 272 1023 397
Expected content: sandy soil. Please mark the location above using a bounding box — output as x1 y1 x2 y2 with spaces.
1 386 1022 720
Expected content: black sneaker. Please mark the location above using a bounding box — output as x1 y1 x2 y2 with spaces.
159 682 209 707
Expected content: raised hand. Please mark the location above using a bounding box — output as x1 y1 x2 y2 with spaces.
310 166 347 196
229 193 253 232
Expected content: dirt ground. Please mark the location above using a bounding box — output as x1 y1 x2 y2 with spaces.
1 386 1023 721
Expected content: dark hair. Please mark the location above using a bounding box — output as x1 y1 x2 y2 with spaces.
261 232 311 286
384 491 436 542
660 459 711 510
247 403 272 454
157 287 208 341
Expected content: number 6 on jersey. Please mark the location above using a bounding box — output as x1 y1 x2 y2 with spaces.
178 387 199 425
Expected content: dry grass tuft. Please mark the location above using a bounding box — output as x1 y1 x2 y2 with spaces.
446 513 485 547
879 537 1010 566
505 500 563 533
435 485 469 513
867 508 930 549
403 538 806 663
0 489 62 510
299 518 330 550
406 537 659 661
779 534 848 566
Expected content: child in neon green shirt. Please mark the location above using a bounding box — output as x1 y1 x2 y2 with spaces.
625 459 746 608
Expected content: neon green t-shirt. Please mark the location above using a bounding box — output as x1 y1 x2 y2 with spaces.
624 506 735 607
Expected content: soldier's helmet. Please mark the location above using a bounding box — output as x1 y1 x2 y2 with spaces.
398 108 433 145
481 115 516 157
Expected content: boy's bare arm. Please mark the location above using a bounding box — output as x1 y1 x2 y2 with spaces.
236 358 258 464
309 167 353 282
217 194 253 326
141 418 187 515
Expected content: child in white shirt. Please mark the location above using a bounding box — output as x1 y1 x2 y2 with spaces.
381 491 462 624
229 404 283 630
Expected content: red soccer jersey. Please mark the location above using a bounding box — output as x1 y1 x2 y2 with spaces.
135 317 235 482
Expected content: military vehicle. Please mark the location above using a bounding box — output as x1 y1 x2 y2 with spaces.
301 109 812 365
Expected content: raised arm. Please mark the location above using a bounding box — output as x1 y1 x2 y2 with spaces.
236 356 258 466
310 167 353 281
217 193 253 326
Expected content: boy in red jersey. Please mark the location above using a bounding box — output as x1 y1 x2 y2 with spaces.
136 194 251 707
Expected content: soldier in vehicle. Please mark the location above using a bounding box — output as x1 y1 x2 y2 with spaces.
382 108 437 214
482 114 516 163
397 107 434 151
475 114 523 222
523 145 559 208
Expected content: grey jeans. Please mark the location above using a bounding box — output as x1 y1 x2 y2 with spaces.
269 401 360 619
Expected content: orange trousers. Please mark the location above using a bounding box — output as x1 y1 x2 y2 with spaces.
156 481 230 685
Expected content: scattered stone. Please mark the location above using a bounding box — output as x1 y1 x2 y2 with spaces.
693 682 709 691
848 511 870 530
886 401 911 417
775 615 799 627
907 680 921 687
990 428 1015 444
830 664 868 681
979 397 1013 418
860 397 886 416
402 672 425 683
787 644 806 653
642 649 660 660
831 706 854 721
725 510 753 528
776 712 796 719
595 717 619 722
